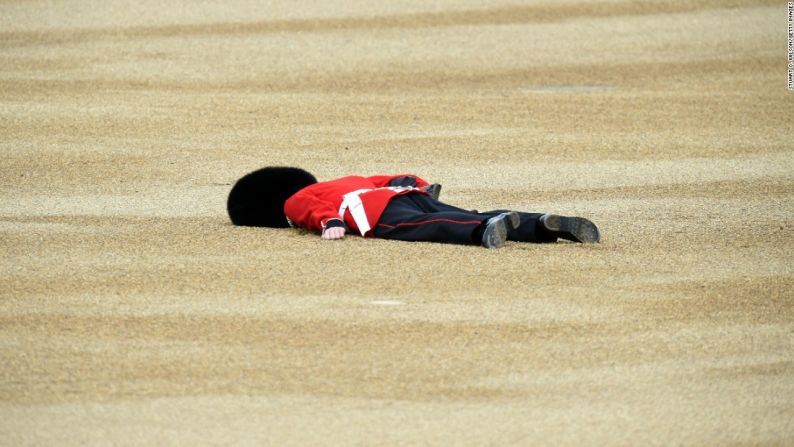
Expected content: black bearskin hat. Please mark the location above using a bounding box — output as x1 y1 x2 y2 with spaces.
227 166 317 227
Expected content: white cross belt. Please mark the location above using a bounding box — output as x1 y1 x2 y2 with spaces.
338 186 416 236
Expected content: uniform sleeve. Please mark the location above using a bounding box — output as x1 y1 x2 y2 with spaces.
366 174 430 189
283 189 343 232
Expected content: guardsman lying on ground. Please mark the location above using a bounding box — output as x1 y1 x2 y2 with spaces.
227 167 600 248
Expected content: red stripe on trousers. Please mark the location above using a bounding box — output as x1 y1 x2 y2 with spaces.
376 218 482 229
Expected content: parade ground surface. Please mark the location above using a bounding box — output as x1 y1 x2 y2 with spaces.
1 0 792 445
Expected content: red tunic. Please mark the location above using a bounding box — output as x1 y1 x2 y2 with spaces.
283 174 430 236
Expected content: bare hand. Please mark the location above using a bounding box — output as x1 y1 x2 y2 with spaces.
321 227 346 240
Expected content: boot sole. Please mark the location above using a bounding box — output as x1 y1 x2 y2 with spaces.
482 211 520 249
541 214 600 243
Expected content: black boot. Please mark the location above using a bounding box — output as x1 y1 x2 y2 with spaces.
481 212 520 248
538 214 600 243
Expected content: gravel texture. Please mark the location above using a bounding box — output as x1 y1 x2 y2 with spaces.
1 0 792 445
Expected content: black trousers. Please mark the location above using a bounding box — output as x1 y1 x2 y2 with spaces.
372 194 557 245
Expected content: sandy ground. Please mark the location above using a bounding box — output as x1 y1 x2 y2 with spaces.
1 0 793 445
